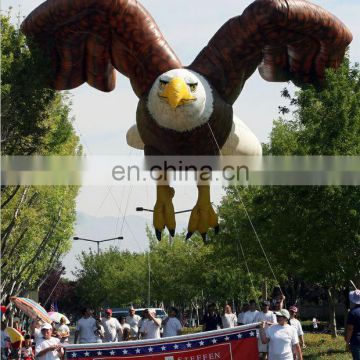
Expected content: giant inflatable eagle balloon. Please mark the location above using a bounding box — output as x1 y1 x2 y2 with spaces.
22 0 352 241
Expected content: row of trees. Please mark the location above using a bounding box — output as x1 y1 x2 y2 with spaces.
71 58 360 337
1 14 80 302
214 57 360 335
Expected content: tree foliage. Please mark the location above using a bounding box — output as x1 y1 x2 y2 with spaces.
217 58 360 334
73 230 258 311
1 14 80 302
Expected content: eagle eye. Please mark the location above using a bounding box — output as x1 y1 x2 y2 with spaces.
159 80 168 90
189 83 198 92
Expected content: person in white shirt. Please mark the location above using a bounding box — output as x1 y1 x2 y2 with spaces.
119 316 131 340
163 307 182 338
259 309 303 360
289 306 306 349
243 300 259 325
57 317 70 343
30 318 43 345
255 301 277 359
94 315 105 343
140 309 161 340
221 304 237 328
237 303 249 325
74 308 97 344
101 309 122 342
125 307 141 339
35 323 63 360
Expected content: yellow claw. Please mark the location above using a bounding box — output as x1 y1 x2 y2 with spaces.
186 185 219 241
153 185 176 240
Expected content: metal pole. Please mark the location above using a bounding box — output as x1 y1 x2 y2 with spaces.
43 267 65 307
97 242 100 255
148 252 151 308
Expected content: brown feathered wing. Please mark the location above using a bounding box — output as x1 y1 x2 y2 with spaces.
189 0 353 105
21 0 182 97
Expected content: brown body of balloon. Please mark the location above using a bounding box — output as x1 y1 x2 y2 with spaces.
21 0 353 239
21 0 353 107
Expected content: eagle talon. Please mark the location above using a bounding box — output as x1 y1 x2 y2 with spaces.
187 185 219 242
153 185 176 241
155 229 162 241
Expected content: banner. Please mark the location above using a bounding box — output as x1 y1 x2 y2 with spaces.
65 324 259 360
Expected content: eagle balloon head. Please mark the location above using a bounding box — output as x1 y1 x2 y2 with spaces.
147 68 214 132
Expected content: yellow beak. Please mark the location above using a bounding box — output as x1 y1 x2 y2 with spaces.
160 77 196 108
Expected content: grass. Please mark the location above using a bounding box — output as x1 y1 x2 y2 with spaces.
302 333 351 359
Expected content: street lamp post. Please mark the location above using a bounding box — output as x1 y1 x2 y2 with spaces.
73 236 123 254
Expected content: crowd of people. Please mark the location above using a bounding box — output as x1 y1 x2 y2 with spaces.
201 295 305 360
1 306 183 360
1 289 359 360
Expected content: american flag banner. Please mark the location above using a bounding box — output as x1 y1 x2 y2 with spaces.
64 324 260 360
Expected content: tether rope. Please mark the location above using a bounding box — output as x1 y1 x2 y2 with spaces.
207 122 283 295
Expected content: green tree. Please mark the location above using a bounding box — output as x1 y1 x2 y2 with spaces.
74 248 148 307
218 58 360 336
1 14 80 301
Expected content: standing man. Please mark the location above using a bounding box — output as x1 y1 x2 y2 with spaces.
289 306 306 350
74 308 97 344
243 300 259 325
125 307 141 339
221 304 237 329
30 319 43 345
35 323 63 360
101 309 122 342
163 307 182 338
202 303 222 332
259 309 303 360
255 301 277 360
345 290 360 360
237 303 250 325
139 309 161 340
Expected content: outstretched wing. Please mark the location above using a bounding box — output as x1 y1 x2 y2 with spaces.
189 0 352 105
21 0 182 97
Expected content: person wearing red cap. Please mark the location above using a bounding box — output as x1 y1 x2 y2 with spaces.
101 309 122 342
289 306 306 350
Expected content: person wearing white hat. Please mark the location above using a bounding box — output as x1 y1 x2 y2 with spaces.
259 309 303 360
345 290 360 360
35 323 63 360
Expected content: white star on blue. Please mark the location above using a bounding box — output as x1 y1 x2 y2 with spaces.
65 330 256 357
